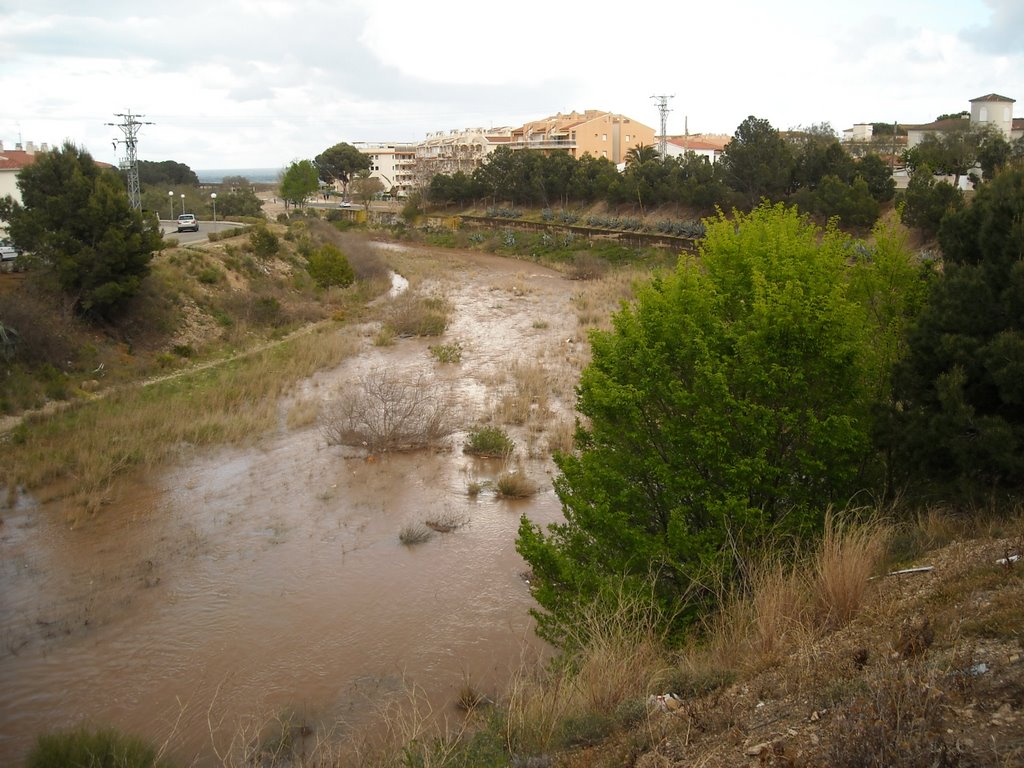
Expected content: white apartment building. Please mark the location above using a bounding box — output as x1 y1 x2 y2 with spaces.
353 142 418 198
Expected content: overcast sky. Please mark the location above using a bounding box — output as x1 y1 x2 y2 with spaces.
2 0 1023 171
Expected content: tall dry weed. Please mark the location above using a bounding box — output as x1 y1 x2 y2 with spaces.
505 584 666 754
813 512 889 629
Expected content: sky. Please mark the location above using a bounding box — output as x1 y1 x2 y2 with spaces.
2 0 1023 172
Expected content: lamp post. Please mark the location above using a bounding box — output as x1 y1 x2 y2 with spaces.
210 193 217 225
168 190 174 221
180 194 185 216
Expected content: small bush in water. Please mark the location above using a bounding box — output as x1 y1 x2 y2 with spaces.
27 726 171 768
464 426 515 458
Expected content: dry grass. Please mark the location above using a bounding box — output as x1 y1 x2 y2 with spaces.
813 512 889 628
382 291 452 338
399 522 434 545
568 266 646 330
6 325 358 513
505 586 666 755
285 396 320 430
495 468 537 499
695 515 890 675
424 509 467 533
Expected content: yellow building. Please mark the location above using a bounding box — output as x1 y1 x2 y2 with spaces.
507 110 655 164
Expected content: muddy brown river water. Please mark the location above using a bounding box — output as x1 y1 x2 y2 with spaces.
0 246 587 765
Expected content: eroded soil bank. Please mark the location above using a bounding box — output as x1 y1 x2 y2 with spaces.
0 245 589 765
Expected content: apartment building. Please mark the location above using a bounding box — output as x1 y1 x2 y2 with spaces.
507 110 655 164
414 126 514 182
353 142 418 198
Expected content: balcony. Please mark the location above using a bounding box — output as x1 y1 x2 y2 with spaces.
506 138 576 151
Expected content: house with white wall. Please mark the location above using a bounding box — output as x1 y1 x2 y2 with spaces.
0 140 50 234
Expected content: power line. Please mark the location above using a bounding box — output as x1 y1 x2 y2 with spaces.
651 94 674 159
105 110 153 210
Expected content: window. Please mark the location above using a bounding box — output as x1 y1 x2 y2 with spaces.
625 135 631 142
980 107 988 122
602 134 607 141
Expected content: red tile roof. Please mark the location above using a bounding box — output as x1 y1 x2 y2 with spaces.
0 150 41 171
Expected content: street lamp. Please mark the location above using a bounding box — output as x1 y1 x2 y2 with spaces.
210 193 217 224
168 190 174 220
180 194 185 216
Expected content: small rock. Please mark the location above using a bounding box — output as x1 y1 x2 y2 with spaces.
746 741 773 757
810 710 820 722
1009 654 1021 664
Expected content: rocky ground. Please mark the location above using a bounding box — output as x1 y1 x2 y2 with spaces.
564 532 1024 768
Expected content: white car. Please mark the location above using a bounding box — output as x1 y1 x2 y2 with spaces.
0 238 20 261
176 214 199 233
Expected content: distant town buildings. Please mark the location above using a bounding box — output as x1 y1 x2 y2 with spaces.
904 93 1023 149
356 110 656 197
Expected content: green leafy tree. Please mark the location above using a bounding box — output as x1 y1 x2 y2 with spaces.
904 124 1004 187
855 153 896 202
518 204 895 643
137 159 198 186
279 159 320 207
887 165 1024 495
899 165 963 236
215 187 263 217
719 116 795 208
795 175 880 228
314 142 371 197
0 141 161 317
568 154 619 203
306 244 355 288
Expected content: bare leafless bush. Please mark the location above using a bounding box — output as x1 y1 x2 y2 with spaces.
566 251 610 281
319 368 456 452
0 288 82 368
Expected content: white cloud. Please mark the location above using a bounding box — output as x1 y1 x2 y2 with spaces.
2 0 1022 169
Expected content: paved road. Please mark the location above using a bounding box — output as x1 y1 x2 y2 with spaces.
159 220 243 245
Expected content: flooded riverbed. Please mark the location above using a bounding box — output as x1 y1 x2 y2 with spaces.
0 246 586 765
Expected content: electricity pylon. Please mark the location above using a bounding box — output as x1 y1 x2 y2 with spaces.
651 94 674 159
106 110 153 210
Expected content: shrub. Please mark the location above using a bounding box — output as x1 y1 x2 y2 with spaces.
899 166 963 236
399 523 434 545
196 265 223 284
429 342 463 364
383 293 450 337
495 470 536 498
26 726 169 768
250 296 283 327
320 368 455 452
306 243 355 288
249 226 280 257
464 426 515 458
518 203 907 643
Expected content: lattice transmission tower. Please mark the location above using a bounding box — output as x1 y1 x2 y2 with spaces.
106 110 153 210
651 94 674 159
